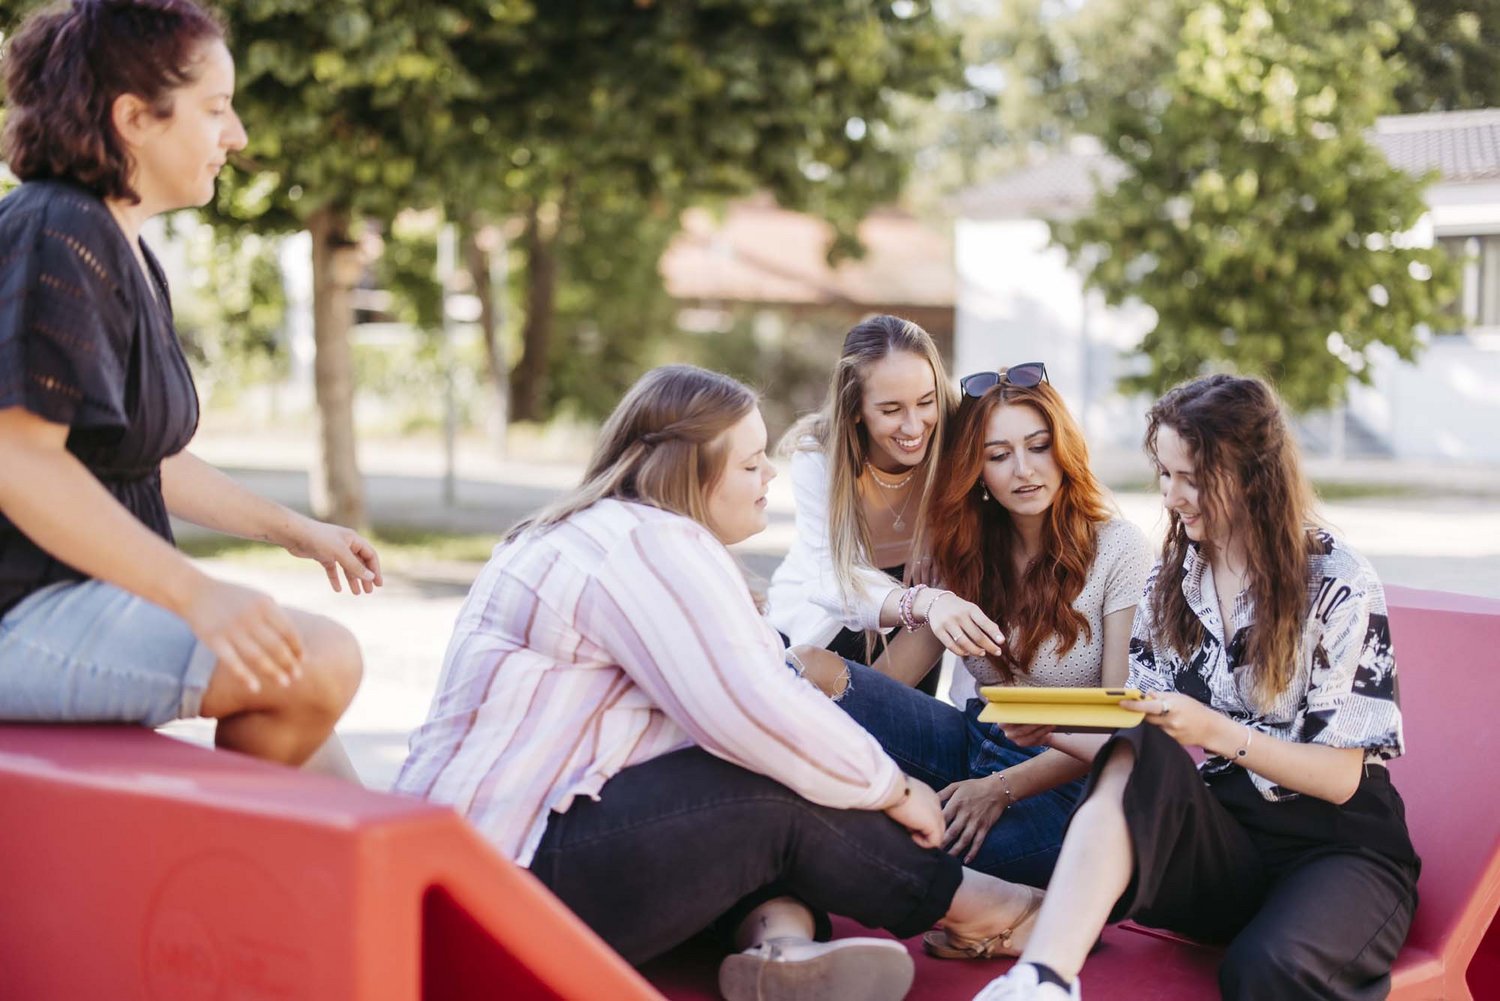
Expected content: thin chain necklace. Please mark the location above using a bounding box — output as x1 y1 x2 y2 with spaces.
864 461 917 490
864 466 917 531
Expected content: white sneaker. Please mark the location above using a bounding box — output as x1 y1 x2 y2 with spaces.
972 962 1082 1001
718 936 915 1001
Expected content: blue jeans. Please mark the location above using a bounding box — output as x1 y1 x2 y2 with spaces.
833 659 1085 886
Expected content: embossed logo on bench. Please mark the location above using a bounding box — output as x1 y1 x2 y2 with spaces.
143 851 314 1000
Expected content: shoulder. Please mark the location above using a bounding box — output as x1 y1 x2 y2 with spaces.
1306 530 1380 588
1091 517 1153 572
788 446 830 485
1096 516 1150 553
0 182 123 287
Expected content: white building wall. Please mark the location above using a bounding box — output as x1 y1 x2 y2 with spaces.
954 217 1155 450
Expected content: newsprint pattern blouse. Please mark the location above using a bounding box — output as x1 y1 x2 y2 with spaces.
1126 530 1405 802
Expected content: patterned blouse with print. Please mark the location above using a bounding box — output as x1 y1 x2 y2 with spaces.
1126 529 1404 802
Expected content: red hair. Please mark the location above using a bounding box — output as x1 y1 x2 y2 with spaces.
928 381 1112 681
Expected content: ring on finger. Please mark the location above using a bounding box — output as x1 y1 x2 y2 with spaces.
1159 698 1172 715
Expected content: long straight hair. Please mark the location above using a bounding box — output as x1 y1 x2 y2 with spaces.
510 365 758 541
927 380 1113 681
782 314 958 612
1145 374 1321 708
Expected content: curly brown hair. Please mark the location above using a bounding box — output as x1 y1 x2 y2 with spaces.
1145 374 1320 709
2 0 224 203
927 379 1113 683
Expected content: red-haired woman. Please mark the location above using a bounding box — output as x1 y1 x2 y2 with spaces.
793 364 1149 895
0 0 377 769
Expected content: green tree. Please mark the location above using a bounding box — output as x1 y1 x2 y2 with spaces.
1052 0 1456 410
441 0 958 420
1391 0 1500 112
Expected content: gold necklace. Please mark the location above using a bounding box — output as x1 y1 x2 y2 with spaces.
865 468 917 531
864 461 917 491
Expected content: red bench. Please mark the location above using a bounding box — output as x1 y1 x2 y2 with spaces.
0 586 1495 1000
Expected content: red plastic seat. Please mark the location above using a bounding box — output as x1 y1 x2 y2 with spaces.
0 724 659 1001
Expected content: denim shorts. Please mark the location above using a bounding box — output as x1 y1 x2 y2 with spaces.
0 579 217 726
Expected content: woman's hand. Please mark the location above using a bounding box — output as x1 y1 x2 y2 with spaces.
179 578 305 693
925 591 1005 658
283 516 383 595
938 775 1010 863
999 722 1056 748
884 776 945 850
1122 691 1238 750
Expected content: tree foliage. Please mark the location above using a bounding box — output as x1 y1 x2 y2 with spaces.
1051 0 1457 410
1391 0 1500 112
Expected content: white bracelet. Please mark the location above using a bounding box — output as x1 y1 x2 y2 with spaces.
1235 725 1254 760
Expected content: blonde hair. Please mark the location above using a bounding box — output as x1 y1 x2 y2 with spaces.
510 365 758 541
781 314 958 614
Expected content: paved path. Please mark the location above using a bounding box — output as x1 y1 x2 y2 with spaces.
163 435 1500 789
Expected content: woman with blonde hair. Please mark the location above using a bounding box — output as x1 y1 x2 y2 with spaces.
969 375 1417 1001
396 365 1048 1001
768 315 1005 692
794 364 1150 891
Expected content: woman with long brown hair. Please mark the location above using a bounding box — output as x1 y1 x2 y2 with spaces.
969 375 1416 1001
397 365 1050 1001
793 363 1150 892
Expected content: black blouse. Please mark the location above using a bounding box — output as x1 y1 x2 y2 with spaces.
0 180 200 619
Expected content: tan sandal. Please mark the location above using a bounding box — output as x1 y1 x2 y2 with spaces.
922 885 1044 960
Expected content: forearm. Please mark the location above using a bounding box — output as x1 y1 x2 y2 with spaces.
1203 717 1365 804
1003 747 1092 798
1047 732 1111 763
0 443 205 615
161 450 307 547
870 626 942 686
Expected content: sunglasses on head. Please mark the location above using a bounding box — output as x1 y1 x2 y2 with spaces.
959 362 1049 398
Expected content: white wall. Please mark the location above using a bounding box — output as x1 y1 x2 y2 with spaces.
953 217 1155 449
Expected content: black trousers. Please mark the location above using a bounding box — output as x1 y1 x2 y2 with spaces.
528 746 963 965
1084 725 1420 1001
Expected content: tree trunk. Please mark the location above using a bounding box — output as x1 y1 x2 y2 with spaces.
509 199 560 423
462 217 509 441
307 207 366 530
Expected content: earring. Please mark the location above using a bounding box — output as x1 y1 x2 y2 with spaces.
981 486 990 502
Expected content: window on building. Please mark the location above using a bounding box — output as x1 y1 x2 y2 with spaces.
1438 234 1500 332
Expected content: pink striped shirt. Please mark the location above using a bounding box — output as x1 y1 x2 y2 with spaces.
394 498 905 866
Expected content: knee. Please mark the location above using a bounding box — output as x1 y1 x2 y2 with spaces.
297 617 363 719
1219 933 1310 1000
790 645 849 700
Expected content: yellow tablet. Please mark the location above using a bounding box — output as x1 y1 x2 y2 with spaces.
976 686 1146 732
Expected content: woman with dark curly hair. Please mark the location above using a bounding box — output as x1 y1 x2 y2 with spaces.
0 0 378 770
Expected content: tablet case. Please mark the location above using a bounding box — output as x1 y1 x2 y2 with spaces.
977 686 1146 732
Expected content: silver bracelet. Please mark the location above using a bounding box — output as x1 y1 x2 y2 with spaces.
1235 725 1254 760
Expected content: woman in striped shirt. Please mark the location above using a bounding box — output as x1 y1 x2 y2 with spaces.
396 365 1045 1001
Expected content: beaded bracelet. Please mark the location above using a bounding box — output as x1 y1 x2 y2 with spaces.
899 585 928 632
